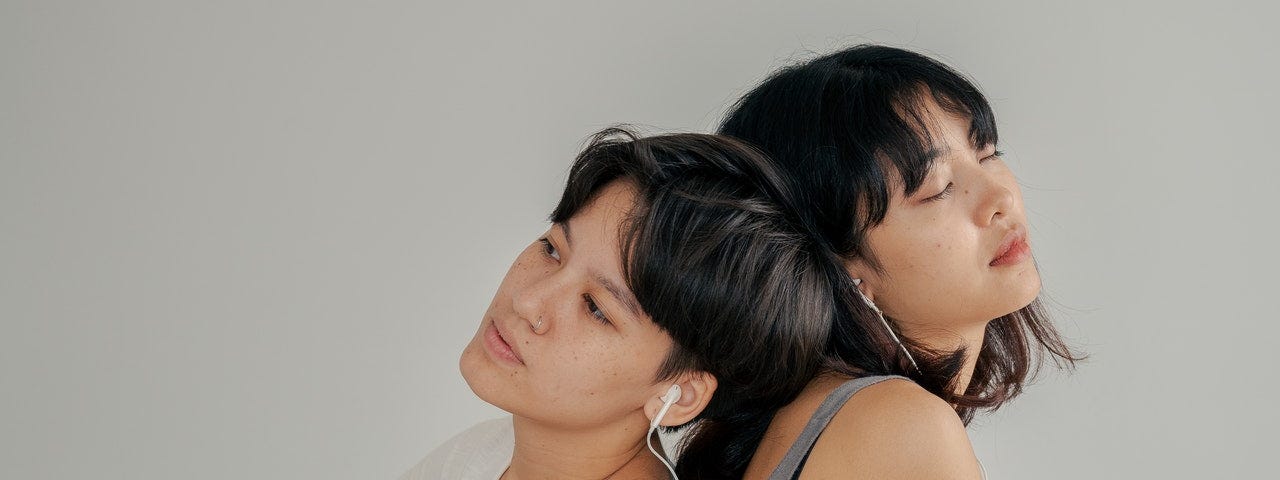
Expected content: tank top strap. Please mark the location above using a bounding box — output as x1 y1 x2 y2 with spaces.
767 375 909 480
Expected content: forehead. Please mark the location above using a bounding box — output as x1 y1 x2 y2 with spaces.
560 180 653 322
561 181 641 294
564 181 637 253
909 95 976 152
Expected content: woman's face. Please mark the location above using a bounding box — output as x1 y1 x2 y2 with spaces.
459 181 676 430
851 101 1040 341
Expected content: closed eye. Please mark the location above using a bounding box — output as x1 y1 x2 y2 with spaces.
924 182 954 202
979 149 1004 163
924 150 1001 203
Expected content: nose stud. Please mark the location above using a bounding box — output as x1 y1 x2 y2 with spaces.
533 317 545 334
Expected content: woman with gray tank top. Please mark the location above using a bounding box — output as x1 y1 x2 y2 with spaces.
671 45 1083 479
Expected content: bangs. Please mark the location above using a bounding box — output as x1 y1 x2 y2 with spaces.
827 74 999 232
717 46 1004 263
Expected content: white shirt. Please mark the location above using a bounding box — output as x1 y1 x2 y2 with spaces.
398 417 513 480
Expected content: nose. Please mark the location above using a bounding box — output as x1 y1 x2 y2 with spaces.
511 275 564 335
976 174 1017 227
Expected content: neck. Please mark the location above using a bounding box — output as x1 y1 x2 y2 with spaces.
503 414 667 480
904 321 989 396
953 326 985 395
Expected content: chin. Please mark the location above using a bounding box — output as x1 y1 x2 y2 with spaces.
459 336 499 402
1004 270 1042 315
459 334 534 419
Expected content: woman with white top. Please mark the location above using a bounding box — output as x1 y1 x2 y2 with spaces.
400 129 851 480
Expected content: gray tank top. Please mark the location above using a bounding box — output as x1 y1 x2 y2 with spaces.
766 375 906 480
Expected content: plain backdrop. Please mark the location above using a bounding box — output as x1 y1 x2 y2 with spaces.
4 1 1278 478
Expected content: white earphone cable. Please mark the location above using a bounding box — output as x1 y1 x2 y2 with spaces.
852 278 921 374
646 425 679 480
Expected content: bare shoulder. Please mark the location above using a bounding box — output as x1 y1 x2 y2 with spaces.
799 378 982 480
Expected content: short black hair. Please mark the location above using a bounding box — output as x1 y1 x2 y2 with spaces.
552 128 848 476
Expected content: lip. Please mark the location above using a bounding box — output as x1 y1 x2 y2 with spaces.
989 224 1032 267
482 319 525 365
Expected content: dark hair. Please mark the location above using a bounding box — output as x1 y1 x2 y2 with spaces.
719 45 1080 422
551 128 850 478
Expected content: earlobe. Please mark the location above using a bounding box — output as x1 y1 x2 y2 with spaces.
845 259 877 303
852 277 876 304
644 372 718 428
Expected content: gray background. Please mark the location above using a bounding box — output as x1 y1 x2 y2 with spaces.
4 1 1277 478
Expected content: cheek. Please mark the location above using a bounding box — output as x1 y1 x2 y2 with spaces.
881 226 967 275
527 336 662 425
546 337 648 394
919 233 981 287
577 332 668 385
873 227 980 315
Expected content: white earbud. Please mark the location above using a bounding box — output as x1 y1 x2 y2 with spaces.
650 384 681 429
647 384 682 479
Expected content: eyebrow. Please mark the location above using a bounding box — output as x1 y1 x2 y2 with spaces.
595 273 643 318
925 145 953 164
561 221 574 247
559 219 644 318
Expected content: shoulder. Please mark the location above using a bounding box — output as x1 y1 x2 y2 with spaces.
801 378 982 480
398 417 513 480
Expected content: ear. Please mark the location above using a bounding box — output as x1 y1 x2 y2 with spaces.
643 371 717 428
845 260 878 304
